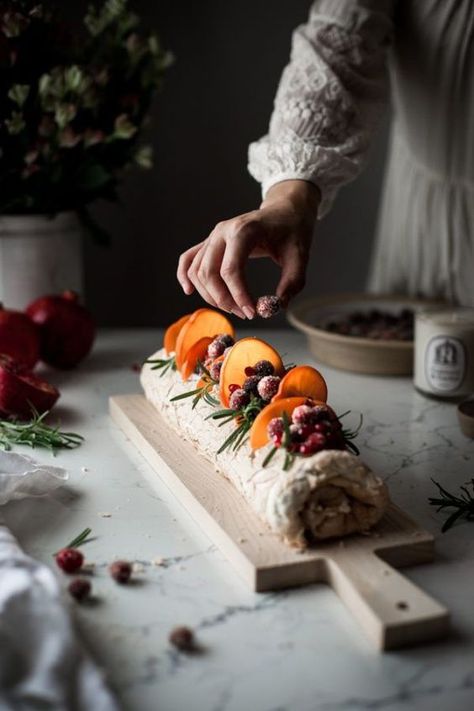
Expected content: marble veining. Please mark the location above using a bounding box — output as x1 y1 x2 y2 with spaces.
3 329 474 711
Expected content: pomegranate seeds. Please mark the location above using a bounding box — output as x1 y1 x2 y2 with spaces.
0 354 59 419
56 548 84 574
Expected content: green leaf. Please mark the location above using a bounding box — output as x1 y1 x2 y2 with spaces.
8 84 30 107
76 163 112 191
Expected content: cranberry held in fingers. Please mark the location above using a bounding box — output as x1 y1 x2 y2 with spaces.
68 578 91 602
256 295 282 319
26 291 96 369
0 354 59 418
109 560 132 584
56 547 84 574
0 305 40 368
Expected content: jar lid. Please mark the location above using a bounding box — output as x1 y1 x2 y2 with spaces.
416 307 474 327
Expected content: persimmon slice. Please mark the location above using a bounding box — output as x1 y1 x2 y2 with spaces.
180 336 213 381
272 365 328 403
164 313 192 355
219 337 284 407
175 309 235 369
249 396 308 450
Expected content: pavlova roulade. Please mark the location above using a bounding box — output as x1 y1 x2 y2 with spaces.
141 314 389 547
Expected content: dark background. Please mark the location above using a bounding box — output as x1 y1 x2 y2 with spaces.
84 1 390 327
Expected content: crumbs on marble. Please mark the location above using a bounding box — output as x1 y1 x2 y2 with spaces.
132 562 145 574
152 557 166 566
81 467 89 473
98 512 112 518
238 537 247 544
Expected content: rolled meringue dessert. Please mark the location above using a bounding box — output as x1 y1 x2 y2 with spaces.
141 308 389 548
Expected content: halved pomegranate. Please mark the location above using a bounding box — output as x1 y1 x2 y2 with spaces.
0 354 60 419
0 304 40 368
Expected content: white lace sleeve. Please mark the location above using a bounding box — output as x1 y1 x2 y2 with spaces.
248 0 394 217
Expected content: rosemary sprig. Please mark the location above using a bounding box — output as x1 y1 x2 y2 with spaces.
53 527 94 556
429 478 474 532
207 395 265 454
169 360 220 409
145 355 176 376
0 409 84 453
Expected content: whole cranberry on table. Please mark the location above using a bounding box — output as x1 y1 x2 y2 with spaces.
26 290 96 369
55 547 84 574
0 353 59 418
109 560 132 584
68 578 91 602
0 304 40 368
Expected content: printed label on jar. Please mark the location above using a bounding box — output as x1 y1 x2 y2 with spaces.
425 336 466 393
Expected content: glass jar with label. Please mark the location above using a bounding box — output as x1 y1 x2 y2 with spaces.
414 309 474 399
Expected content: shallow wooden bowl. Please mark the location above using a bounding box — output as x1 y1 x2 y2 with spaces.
288 294 430 376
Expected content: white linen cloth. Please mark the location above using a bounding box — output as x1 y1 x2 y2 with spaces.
248 0 474 306
0 451 118 711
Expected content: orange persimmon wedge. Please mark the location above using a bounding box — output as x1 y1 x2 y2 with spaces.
175 309 235 369
180 336 213 381
219 337 284 407
164 313 192 355
249 396 308 450
272 365 328 403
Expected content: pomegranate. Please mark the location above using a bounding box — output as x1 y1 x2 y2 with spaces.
0 304 40 368
26 291 96 369
0 354 60 418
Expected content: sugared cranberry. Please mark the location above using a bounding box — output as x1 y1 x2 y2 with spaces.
216 334 234 348
256 295 282 319
207 339 225 359
267 417 284 442
169 626 195 652
257 375 280 401
68 578 91 602
292 405 316 426
244 366 255 376
109 560 132 584
55 548 84 574
228 383 240 393
296 424 314 439
314 422 329 433
242 375 260 395
307 432 327 448
229 388 250 410
253 360 274 377
209 360 223 382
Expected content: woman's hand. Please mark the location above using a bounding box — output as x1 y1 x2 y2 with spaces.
177 180 320 319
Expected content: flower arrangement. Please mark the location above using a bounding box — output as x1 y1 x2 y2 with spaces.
0 0 170 235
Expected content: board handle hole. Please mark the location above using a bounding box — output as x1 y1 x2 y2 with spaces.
396 601 409 611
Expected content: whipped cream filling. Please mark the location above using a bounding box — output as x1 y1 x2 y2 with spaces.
141 350 389 546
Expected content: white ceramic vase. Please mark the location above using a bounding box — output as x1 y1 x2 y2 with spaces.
0 212 84 310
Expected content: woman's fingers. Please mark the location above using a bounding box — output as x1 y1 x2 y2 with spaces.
220 222 260 319
276 241 308 305
177 242 204 294
186 243 219 308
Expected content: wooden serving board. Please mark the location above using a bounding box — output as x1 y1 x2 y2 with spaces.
110 394 450 651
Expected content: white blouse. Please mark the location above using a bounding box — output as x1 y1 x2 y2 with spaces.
248 0 474 306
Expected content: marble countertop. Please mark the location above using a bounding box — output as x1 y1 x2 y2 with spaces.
3 329 474 711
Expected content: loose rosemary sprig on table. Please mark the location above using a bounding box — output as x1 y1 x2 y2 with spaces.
429 478 474 532
144 355 176 376
0 409 84 453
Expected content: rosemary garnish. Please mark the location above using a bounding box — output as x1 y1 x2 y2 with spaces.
169 361 220 409
207 395 265 454
429 479 474 532
0 409 84 453
145 355 176 376
65 527 93 549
